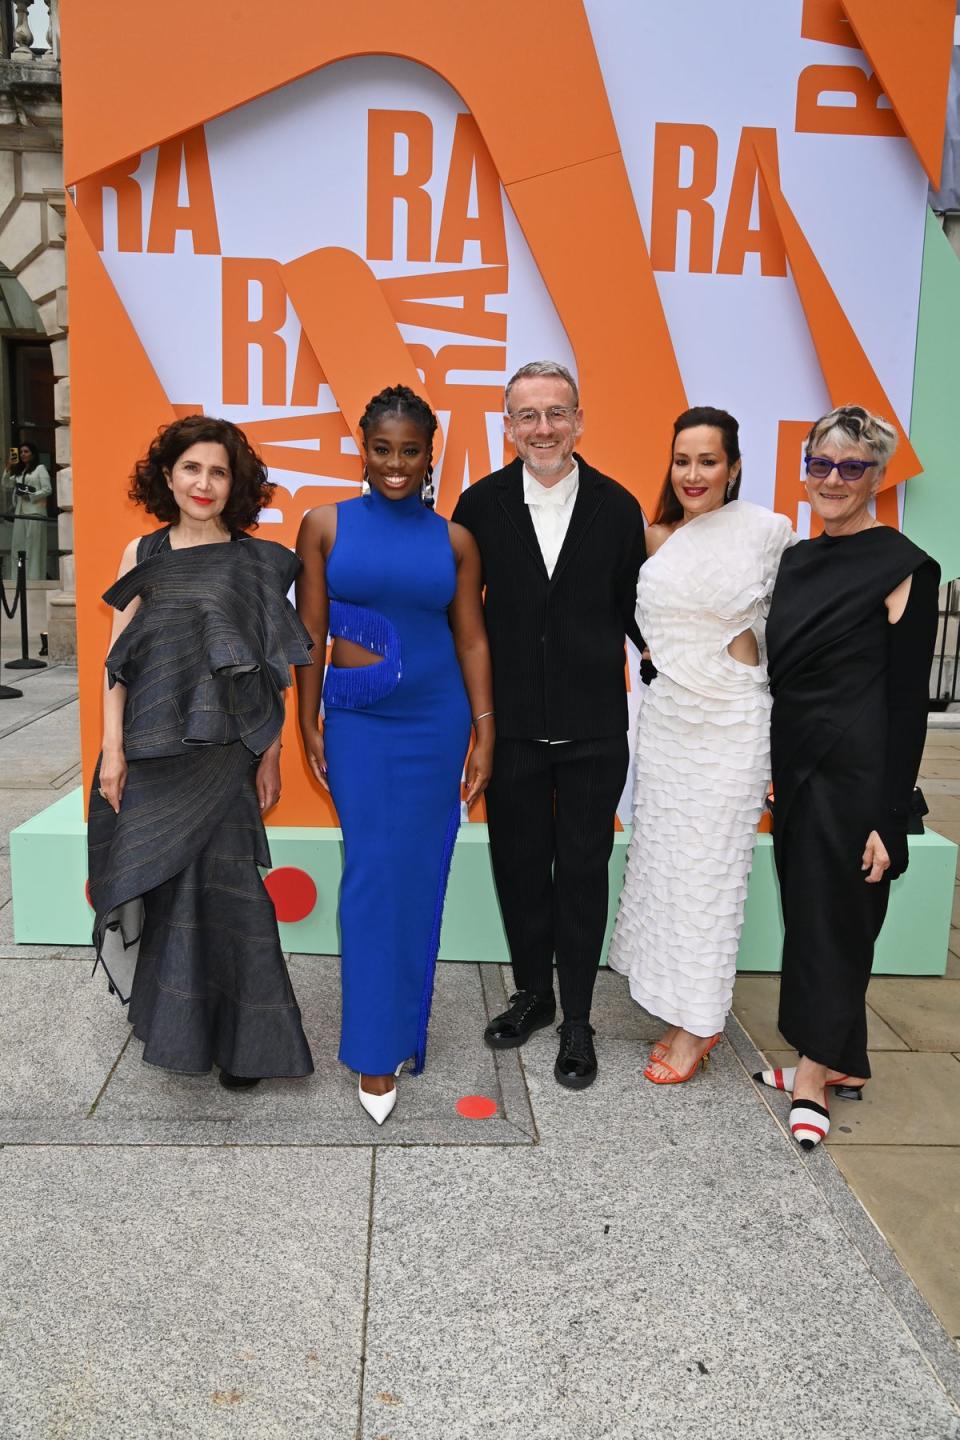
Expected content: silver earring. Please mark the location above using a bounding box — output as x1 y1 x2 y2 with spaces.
361 466 371 497
420 466 435 507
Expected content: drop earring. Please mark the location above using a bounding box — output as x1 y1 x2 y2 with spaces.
361 466 371 497
420 465 435 507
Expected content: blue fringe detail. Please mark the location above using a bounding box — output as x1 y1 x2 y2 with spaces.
411 798 462 1076
324 601 402 710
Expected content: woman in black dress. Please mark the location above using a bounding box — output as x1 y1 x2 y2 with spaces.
756 405 939 1148
87 416 315 1089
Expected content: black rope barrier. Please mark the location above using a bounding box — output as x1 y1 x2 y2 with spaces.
0 547 46 694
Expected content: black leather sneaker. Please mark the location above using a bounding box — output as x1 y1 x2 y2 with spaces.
484 989 556 1050
554 1021 597 1089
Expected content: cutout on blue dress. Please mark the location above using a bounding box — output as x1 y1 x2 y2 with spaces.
324 600 403 710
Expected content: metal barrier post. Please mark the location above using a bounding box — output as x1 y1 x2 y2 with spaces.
0 554 23 698
4 549 46 671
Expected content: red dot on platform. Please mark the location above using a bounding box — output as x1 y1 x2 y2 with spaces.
84 879 93 908
263 867 317 923
456 1095 497 1120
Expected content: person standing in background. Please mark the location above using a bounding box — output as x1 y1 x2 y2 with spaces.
452 361 646 1090
3 442 51 580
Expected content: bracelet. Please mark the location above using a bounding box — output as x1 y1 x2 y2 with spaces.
473 710 494 724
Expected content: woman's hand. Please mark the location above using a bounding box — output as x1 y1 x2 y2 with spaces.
98 747 127 814
464 739 493 805
255 744 282 813
302 725 329 790
861 829 891 883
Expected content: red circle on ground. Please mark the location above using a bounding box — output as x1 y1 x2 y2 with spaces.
456 1095 497 1120
263 867 317 923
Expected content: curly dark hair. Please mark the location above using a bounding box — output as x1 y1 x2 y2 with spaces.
359 385 438 452
653 405 742 526
128 415 273 533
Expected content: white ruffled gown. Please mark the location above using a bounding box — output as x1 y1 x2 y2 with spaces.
608 501 794 1038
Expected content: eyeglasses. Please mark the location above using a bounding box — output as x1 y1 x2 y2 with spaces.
507 406 577 428
804 455 877 482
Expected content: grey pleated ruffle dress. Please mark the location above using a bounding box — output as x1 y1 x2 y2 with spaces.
87 527 316 1078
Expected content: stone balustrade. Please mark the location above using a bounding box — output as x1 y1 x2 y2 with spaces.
5 1 59 65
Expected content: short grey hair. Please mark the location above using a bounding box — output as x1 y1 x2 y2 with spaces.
504 361 579 411
806 404 898 468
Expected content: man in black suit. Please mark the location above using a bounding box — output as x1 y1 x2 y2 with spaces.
452 361 645 1088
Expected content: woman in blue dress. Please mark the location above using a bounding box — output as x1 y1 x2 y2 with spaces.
295 385 494 1124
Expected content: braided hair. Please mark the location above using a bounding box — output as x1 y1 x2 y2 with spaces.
358 384 438 507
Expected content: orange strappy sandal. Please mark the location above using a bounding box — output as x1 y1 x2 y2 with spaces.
644 1033 721 1085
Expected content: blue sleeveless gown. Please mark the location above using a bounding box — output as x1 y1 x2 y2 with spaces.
323 489 471 1075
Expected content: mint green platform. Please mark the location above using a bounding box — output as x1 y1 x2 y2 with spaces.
10 788 957 975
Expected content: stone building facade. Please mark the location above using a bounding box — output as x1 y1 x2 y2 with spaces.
0 2 71 658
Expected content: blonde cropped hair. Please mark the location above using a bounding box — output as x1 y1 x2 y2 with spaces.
806 405 898 469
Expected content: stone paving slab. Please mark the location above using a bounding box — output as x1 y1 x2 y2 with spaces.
761 1049 960 1146
868 976 960 1051
363 1137 960 1440
0 705 79 781
0 956 124 1120
0 958 534 1148
0 1146 370 1440
732 973 909 1051
833 1145 960 1337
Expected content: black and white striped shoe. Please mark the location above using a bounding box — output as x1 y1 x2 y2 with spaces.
789 1097 830 1150
753 1066 865 1101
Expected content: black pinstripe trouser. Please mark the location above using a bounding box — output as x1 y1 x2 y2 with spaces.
484 735 629 1024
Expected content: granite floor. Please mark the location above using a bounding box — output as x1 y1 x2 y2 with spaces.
1 665 959 1438
732 725 960 1347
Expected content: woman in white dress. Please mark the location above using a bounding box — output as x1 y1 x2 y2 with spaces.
4 442 52 581
608 407 793 1084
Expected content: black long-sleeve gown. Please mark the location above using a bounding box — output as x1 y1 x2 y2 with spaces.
766 526 939 1078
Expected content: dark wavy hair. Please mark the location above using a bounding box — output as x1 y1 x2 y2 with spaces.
653 406 742 526
11 441 39 475
129 415 272 534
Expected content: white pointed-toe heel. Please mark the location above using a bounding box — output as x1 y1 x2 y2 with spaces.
358 1076 397 1126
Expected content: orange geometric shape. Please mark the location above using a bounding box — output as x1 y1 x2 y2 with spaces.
840 0 955 186
280 247 441 459
60 1 620 190
795 65 905 140
64 0 688 821
505 152 685 516
801 0 857 48
66 196 179 816
754 147 922 492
